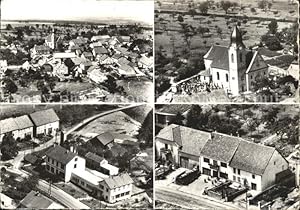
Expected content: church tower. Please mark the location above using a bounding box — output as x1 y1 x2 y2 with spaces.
50 28 55 49
228 26 245 96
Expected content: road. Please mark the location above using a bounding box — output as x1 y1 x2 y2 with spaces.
156 186 242 210
2 104 144 209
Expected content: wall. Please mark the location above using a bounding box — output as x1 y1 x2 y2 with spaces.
200 156 230 177
155 138 179 163
211 67 230 91
17 127 34 139
261 150 289 191
100 182 132 203
36 121 59 136
65 156 86 182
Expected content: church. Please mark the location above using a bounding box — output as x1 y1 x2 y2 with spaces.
203 26 268 96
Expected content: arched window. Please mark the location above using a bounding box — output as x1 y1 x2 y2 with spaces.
231 53 234 63
217 72 220 80
226 74 229 82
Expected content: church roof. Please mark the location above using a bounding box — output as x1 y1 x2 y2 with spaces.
207 46 229 70
230 26 245 48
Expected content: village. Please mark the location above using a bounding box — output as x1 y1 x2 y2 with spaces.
0 21 153 103
0 104 153 209
155 0 299 103
155 104 300 210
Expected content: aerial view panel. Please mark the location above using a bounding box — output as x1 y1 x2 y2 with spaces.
0 0 154 103
155 0 299 103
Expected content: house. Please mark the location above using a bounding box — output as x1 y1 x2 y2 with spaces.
85 152 119 176
53 52 76 62
287 62 299 80
0 60 8 72
87 67 108 84
203 26 268 95
53 63 69 76
137 55 153 70
44 30 60 49
93 47 109 58
91 35 111 42
14 115 34 139
99 173 134 203
89 41 103 49
98 54 115 65
31 45 51 57
45 145 85 182
116 36 131 45
156 124 289 192
81 51 94 60
117 64 137 78
69 37 88 47
0 118 20 141
89 132 115 149
29 109 60 137
79 60 93 73
0 193 15 209
155 104 191 129
0 115 34 141
19 190 64 209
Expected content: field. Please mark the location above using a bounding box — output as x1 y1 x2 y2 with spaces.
155 13 295 57
71 111 141 141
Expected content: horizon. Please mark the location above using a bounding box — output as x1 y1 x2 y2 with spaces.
0 0 154 25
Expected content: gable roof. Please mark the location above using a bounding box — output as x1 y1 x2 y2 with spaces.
156 104 191 115
246 51 268 73
45 145 76 165
14 115 34 130
93 132 115 146
0 118 19 134
85 152 105 163
102 173 133 189
29 109 59 127
156 124 210 156
206 46 229 70
94 46 109 55
200 132 241 163
82 51 93 57
229 140 275 175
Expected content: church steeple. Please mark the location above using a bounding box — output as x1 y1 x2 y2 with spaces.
230 25 245 48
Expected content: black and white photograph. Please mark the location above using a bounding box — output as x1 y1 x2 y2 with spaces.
155 0 299 103
0 0 154 103
155 104 300 209
0 104 153 209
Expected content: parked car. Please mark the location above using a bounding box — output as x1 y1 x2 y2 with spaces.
175 169 200 185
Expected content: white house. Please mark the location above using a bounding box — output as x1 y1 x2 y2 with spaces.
156 124 289 192
0 193 15 209
14 115 34 139
0 60 8 72
29 108 60 137
45 145 86 182
203 26 268 95
99 173 134 203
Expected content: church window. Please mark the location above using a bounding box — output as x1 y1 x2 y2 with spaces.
231 53 234 63
217 72 220 80
226 74 229 82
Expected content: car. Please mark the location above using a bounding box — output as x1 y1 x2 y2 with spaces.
175 169 200 185
4 162 13 168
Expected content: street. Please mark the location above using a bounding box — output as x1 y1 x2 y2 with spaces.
155 186 242 210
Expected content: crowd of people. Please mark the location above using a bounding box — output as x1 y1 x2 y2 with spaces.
175 77 222 95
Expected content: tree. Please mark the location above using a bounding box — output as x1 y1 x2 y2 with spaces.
265 36 282 51
138 109 153 147
186 105 209 130
220 1 233 14
3 78 18 94
155 76 171 96
169 112 185 126
0 133 19 160
216 27 223 38
6 24 13 30
101 75 124 94
268 20 278 34
199 2 209 15
16 29 24 41
177 15 184 22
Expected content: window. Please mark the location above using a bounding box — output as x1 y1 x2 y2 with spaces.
75 157 78 161
213 160 217 166
250 75 253 79
125 191 130 195
46 165 50 170
221 162 227 168
121 193 124 196
116 194 120 198
231 53 234 63
74 164 77 168
233 168 236 174
217 72 220 80
204 158 210 163
237 177 241 182
233 175 236 181
238 169 241 175
251 183 257 190
226 74 229 82
165 144 168 149
240 54 242 62
252 174 255 179
274 161 276 165
264 71 266 75
106 189 108 192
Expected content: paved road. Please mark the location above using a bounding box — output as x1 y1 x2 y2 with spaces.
156 186 242 210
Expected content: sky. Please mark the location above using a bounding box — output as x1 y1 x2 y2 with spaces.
1 0 153 25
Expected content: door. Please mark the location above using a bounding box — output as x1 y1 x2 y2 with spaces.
180 157 189 168
202 168 211 176
212 170 218 177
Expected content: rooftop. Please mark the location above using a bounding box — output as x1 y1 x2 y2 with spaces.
29 108 59 127
45 145 76 165
19 190 62 209
101 173 133 189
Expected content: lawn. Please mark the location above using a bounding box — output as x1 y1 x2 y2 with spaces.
55 182 88 199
